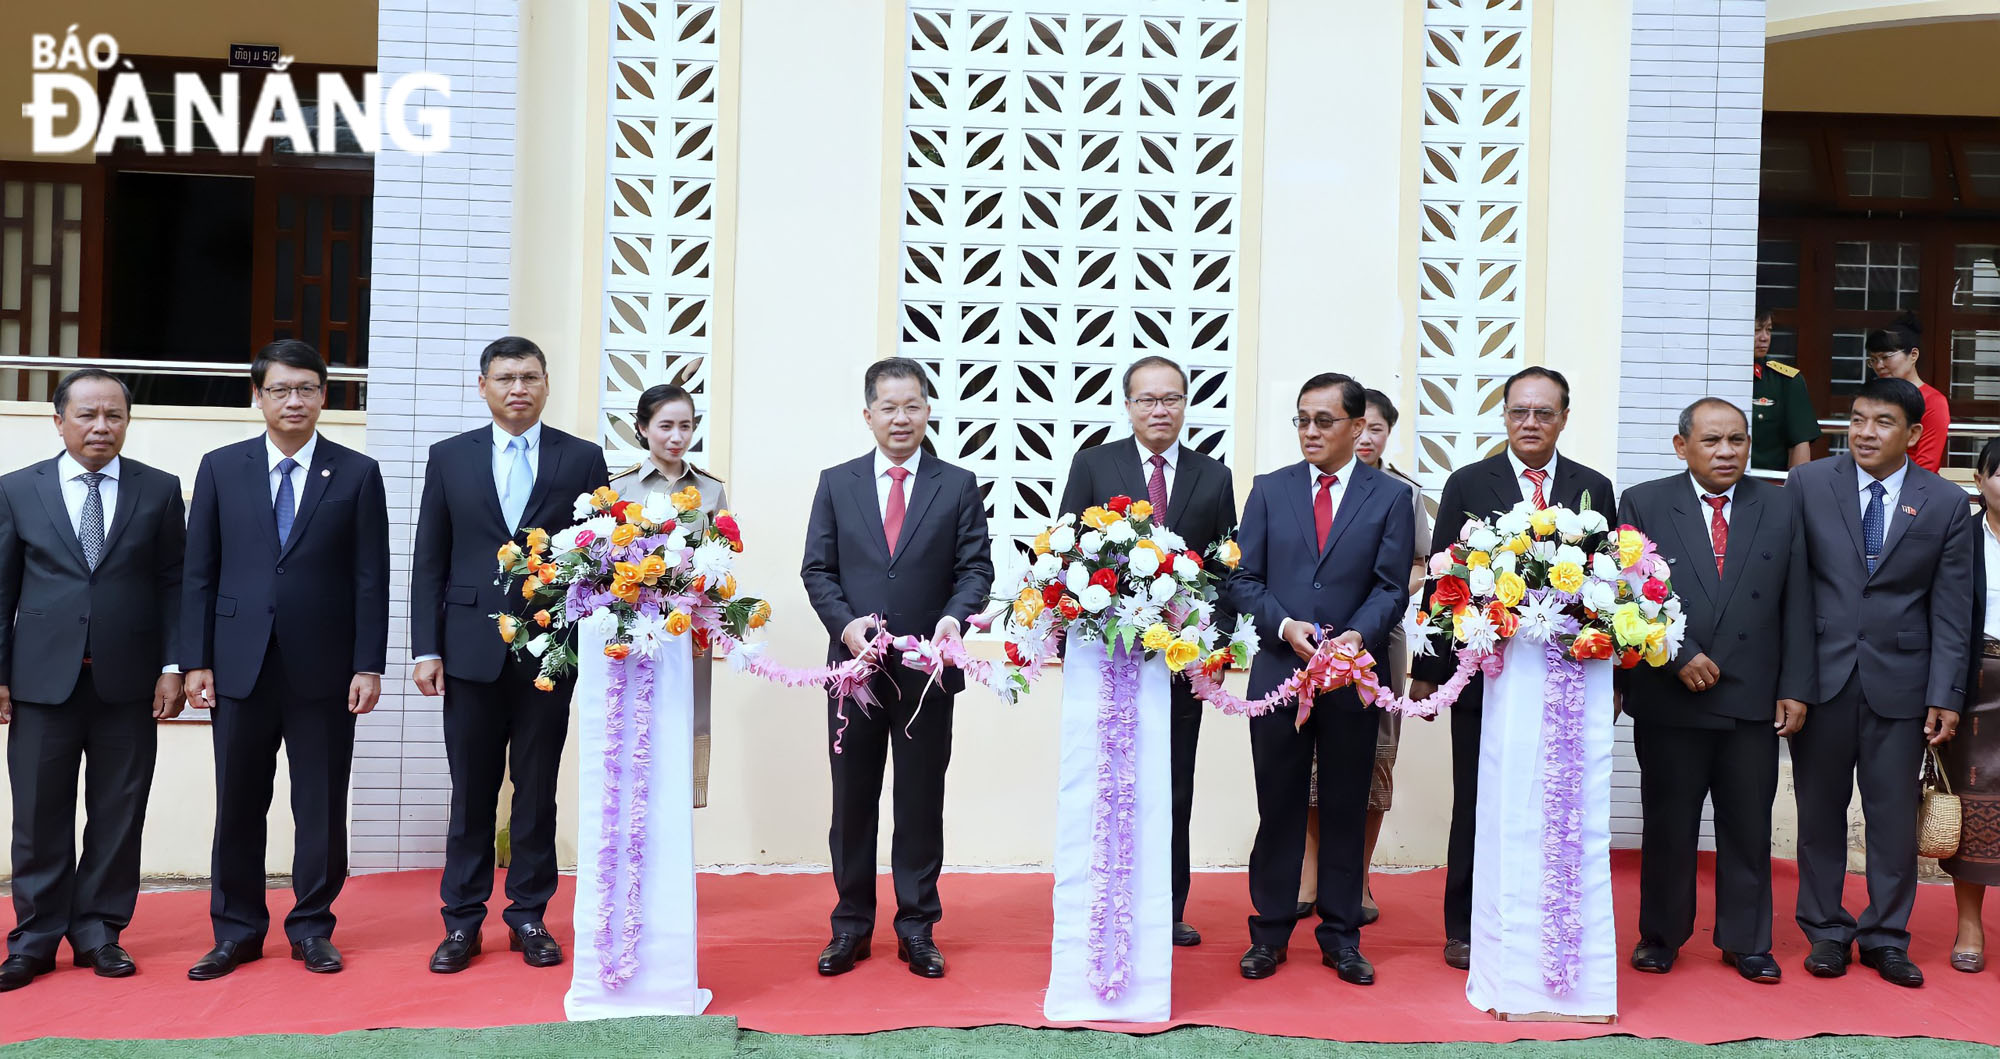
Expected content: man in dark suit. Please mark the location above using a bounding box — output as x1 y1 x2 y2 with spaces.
1617 398 1814 985
1058 355 1236 949
411 336 610 973
1228 373 1413 985
1408 366 1615 970
801 356 993 979
0 370 184 992
181 341 389 980
1786 376 1974 988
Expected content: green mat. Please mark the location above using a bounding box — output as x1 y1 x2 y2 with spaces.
4 1020 1996 1059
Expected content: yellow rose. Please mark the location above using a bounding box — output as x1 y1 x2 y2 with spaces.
1529 508 1559 538
1081 506 1112 530
1465 550 1491 569
718 574 738 600
747 600 772 629
1130 500 1154 519
637 554 669 585
520 578 540 600
1218 540 1242 569
1611 603 1650 647
591 486 621 510
1549 561 1586 594
1494 570 1527 608
672 486 702 513
1142 622 1173 651
1616 529 1647 572
533 675 555 692
1503 534 1532 555
497 614 520 644
665 609 693 636
525 527 550 555
611 523 640 548
1643 622 1669 667
1012 588 1045 626
497 541 523 566
1164 638 1200 672
1033 528 1054 555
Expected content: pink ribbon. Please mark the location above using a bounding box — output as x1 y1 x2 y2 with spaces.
1372 649 1503 720
1185 640 1379 723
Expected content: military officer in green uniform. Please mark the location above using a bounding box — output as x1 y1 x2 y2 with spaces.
1751 307 1820 472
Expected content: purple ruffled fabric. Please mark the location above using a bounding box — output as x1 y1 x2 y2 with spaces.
594 654 628 987
1086 644 1140 1001
1538 638 1588 997
592 652 658 991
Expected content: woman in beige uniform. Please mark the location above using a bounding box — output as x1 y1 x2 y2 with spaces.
610 383 728 808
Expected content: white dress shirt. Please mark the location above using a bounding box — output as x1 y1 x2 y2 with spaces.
493 420 543 496
1856 459 1909 538
1982 518 2000 642
1136 440 1179 501
266 433 318 516
1690 474 1736 564
57 452 119 539
874 446 923 519
1506 447 1561 505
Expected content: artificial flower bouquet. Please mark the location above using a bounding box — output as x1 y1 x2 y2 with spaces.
494 485 770 688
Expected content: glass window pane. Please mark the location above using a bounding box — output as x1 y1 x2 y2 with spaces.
1965 143 2000 199
1843 140 1932 199
1757 238 1800 310
1948 429 1998 471
1953 244 2000 310
1950 329 2000 403
1832 240 1920 311
1830 329 1871 398
1761 137 1814 196
1765 325 1798 367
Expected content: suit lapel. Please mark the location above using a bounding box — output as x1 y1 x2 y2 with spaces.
97 460 145 562
891 458 944 566
280 439 335 560
1317 464 1379 572
847 456 893 567
1113 438 1151 505
1485 456 1521 516
521 429 564 529
31 460 88 571
1714 487 1760 622
1826 455 1866 567
1874 472 1927 574
1163 446 1198 526
467 431 511 537
1283 462 1319 559
1666 487 1720 608
245 444 282 557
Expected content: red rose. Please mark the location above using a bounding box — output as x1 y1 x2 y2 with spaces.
1106 495 1132 514
1089 568 1119 593
1431 575 1470 610
714 514 741 542
1184 550 1203 569
1057 595 1082 621
1042 583 1064 608
1642 578 1669 603
1004 642 1026 667
1484 600 1519 639
1617 648 1643 670
611 500 634 521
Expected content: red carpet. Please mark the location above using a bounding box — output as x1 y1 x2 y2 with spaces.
4 852 1995 1044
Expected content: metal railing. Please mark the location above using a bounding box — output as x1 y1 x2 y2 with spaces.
1744 417 1995 489
0 356 366 383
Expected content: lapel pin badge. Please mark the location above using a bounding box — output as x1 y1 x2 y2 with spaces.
321 469 332 477
1901 504 1916 516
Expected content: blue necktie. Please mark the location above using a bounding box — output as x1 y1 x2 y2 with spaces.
501 436 533 532
1862 480 1886 575
275 457 299 546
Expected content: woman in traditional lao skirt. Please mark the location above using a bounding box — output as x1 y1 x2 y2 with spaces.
1942 436 2000 972
610 383 728 808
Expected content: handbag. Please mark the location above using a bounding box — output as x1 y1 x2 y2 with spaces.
1918 746 1962 861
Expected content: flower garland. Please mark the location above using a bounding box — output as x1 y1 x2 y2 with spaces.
1185 639 1379 724
1539 637 1588 997
714 631 883 754
1087 642 1141 1001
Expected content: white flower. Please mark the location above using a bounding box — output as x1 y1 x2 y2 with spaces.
525 633 553 658
1468 527 1502 553
1232 613 1260 653
1554 544 1587 569
1114 594 1162 631
1581 579 1618 615
1173 553 1201 579
629 611 669 657
1531 540 1559 562
572 492 595 519
692 540 734 583
1458 517 1481 542
1196 623 1220 650
1663 612 1688 657
1151 527 1185 552
580 515 616 542
1578 510 1610 535
659 544 686 571
1516 593 1566 644
1468 566 1496 597
994 556 1029 598
1188 597 1215 627
1129 547 1161 579
1049 525 1077 554
1065 561 1090 596
1590 552 1621 582
551 526 582 554
1638 598 1662 620
641 493 673 526
1178 625 1201 643
1400 603 1438 658
1490 550 1519 576
1555 508 1586 542
1058 512 1077 527
1495 508 1532 538
1457 607 1499 655
1149 574 1178 605
1649 557 1672 581
1032 552 1062 582
1105 520 1138 545
1078 530 1106 557
1079 584 1113 613
666 529 689 553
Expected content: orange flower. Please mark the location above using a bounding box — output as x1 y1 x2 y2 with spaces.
747 600 772 629
591 486 621 510
665 610 693 636
1080 506 1113 530
1130 500 1154 519
1217 540 1242 569
533 609 552 628
536 564 558 585
533 675 555 692
611 578 642 604
497 541 523 566
671 486 702 513
637 554 668 586
496 614 520 644
520 578 539 600
604 642 632 661
690 575 707 594
717 574 737 600
611 523 640 548
525 527 549 555
613 560 642 583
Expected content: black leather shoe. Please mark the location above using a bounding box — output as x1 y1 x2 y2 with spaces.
1723 950 1782 983
1294 901 1314 918
1443 938 1471 970
188 940 262 981
430 930 482 974
1324 946 1375 985
1804 939 1851 978
1173 922 1201 947
1860 946 1924 988
0 954 54 992
75 943 136 978
818 933 871 976
509 922 563 967
1239 943 1288 979
1630 940 1677 974
290 937 343 974
897 935 946 978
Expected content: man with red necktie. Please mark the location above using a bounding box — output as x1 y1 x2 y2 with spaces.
1059 355 1237 948
801 357 994 980
1408 366 1615 971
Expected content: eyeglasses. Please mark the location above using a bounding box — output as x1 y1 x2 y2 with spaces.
487 372 548 388
260 383 323 401
1863 351 1909 365
1127 394 1187 411
1291 414 1354 431
1505 406 1561 425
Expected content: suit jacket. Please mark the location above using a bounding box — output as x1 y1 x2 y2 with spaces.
1227 460 1414 709
1059 437 1237 622
410 425 611 683
1615 474 1816 728
1971 514 1990 708
181 435 389 700
0 456 183 705
1787 454 1974 716
800 451 994 692
1412 451 1616 686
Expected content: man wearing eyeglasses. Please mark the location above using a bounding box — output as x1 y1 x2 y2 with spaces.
1058 355 1237 948
182 340 389 980
410 336 610 974
1408 365 1615 971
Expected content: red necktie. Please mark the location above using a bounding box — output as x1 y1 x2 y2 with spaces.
1147 453 1170 527
884 465 910 556
1314 472 1337 552
1523 468 1548 510
1704 494 1728 576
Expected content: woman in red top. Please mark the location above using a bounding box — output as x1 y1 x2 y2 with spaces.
1867 314 1950 471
